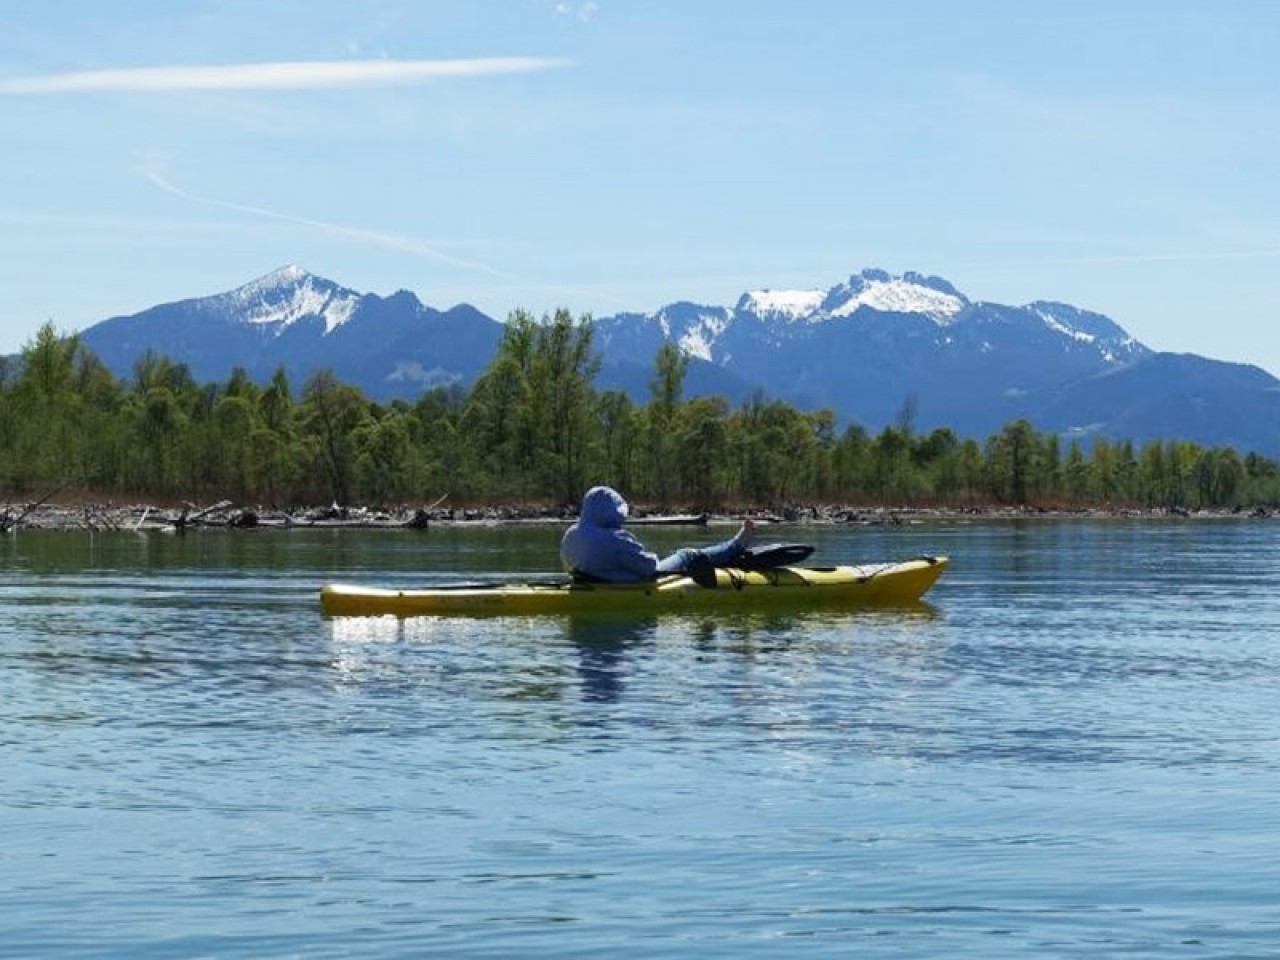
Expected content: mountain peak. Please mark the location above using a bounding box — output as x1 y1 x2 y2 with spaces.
233 264 321 296
266 263 311 283
825 269 969 322
900 271 964 299
222 266 357 334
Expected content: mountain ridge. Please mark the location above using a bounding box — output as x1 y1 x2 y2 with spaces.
71 265 1280 456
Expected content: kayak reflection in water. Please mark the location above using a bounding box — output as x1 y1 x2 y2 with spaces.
560 485 754 584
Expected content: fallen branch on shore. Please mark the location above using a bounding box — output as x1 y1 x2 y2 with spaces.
177 499 234 530
0 489 63 533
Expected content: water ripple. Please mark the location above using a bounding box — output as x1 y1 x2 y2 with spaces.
4 524 1280 957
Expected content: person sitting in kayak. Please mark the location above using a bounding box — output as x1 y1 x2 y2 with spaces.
561 485 754 583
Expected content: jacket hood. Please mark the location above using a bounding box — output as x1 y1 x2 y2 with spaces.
579 486 629 529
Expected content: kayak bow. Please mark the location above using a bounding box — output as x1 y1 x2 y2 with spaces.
320 555 948 617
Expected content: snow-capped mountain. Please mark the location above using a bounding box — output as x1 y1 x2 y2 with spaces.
590 268 1155 435
79 266 504 398
71 265 1280 454
595 269 1141 368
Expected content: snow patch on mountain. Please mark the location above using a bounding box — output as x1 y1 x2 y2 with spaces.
320 299 359 334
678 311 731 361
1034 307 1097 344
829 277 966 321
742 288 825 321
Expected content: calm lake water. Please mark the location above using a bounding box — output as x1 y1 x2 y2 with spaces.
3 519 1280 958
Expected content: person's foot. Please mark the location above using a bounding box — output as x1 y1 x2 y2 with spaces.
736 518 756 548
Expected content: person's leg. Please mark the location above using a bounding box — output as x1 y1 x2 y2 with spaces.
700 518 755 566
698 536 747 567
655 547 701 575
655 521 756 573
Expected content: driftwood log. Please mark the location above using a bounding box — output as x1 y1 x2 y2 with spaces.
171 499 234 533
629 512 710 526
0 489 62 533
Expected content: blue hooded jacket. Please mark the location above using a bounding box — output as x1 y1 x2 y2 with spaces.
560 486 658 583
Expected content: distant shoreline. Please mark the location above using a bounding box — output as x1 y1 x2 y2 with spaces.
2 498 1275 533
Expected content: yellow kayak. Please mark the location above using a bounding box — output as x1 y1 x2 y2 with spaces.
320 556 948 617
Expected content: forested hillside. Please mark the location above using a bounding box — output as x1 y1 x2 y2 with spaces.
3 313 1277 511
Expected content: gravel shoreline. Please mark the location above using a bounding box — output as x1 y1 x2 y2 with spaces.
1 498 1275 532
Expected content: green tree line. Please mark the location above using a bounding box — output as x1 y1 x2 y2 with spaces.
4 314 1280 510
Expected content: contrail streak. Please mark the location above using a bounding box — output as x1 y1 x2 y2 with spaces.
141 168 515 278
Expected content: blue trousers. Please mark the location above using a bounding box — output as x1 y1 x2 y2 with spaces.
655 535 747 575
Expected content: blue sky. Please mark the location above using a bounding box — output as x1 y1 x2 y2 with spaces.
4 1 1280 374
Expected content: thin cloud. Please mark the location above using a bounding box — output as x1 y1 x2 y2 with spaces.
141 168 514 279
1003 250 1280 267
0 57 567 94
552 1 598 22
